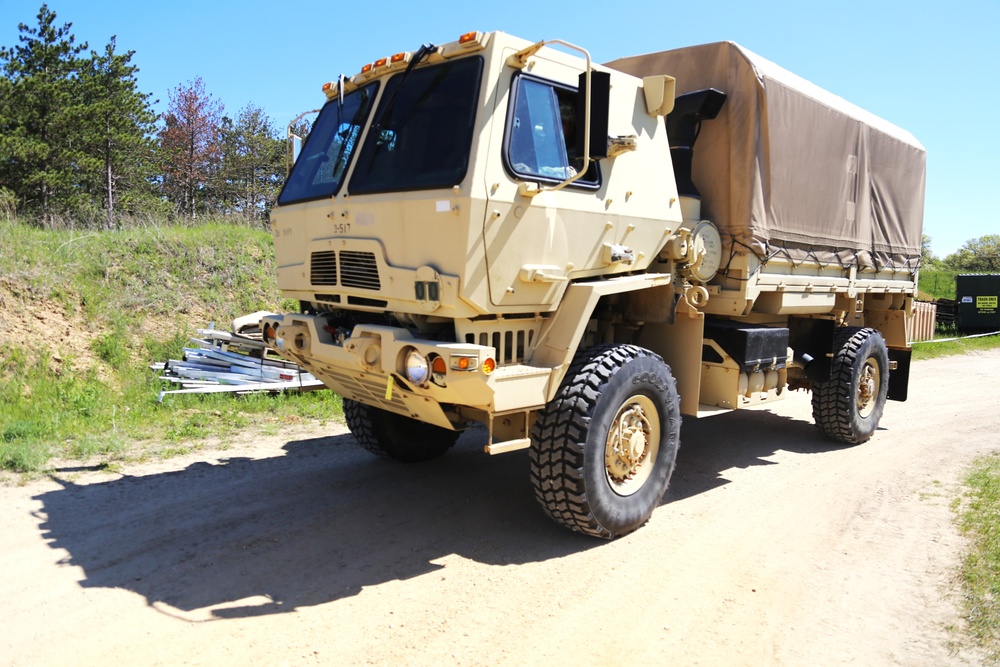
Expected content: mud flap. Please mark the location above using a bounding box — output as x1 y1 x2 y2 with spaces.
887 347 911 402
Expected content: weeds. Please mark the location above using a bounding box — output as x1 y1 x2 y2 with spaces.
0 218 340 474
919 270 960 301
957 453 1000 662
912 331 1000 361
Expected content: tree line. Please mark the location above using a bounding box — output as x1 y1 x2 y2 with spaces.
0 4 289 229
923 234 1000 274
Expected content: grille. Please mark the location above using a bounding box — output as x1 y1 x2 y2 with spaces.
310 251 338 286
458 318 543 366
309 249 382 291
339 251 381 290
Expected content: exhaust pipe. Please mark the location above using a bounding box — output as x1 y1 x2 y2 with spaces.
666 88 727 199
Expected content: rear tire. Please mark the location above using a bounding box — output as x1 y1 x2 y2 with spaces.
343 399 459 462
529 344 681 539
812 327 889 445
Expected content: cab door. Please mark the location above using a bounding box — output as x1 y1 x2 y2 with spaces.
483 51 607 309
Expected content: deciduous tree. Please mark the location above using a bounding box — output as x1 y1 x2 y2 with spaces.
944 235 1000 273
158 77 223 219
920 234 940 269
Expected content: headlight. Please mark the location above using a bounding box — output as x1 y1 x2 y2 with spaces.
403 348 430 385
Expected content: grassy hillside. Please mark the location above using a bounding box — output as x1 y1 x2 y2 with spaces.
0 219 341 475
918 269 959 301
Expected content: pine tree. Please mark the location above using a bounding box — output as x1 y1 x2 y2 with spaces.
78 36 159 229
0 4 88 225
218 104 284 225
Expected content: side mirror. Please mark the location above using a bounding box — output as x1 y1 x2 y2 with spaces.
285 108 320 178
576 70 610 160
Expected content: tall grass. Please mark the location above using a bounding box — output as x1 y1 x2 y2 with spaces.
1 218 295 323
919 269 960 301
957 453 1000 662
912 330 1000 360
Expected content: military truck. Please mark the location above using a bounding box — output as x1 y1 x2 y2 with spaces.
261 32 925 538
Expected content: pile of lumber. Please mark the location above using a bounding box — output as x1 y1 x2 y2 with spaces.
152 327 323 401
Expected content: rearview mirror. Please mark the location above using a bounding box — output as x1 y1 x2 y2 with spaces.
576 70 610 160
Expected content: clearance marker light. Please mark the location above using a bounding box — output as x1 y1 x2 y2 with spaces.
360 63 373 74
458 31 478 44
450 355 479 372
373 57 388 68
322 82 332 92
482 358 496 375
390 52 407 63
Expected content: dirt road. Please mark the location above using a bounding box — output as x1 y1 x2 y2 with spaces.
2 350 997 666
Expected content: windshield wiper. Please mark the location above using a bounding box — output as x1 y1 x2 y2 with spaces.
370 43 436 136
328 93 373 179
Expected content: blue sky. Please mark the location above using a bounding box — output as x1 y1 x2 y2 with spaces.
2 0 997 257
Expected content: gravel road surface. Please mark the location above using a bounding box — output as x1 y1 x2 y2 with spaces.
2 350 997 666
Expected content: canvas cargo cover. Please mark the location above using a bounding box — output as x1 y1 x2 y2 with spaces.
607 42 926 270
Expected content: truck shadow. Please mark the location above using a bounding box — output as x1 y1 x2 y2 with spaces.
33 409 845 620
667 407 853 503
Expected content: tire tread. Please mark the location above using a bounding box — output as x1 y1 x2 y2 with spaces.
812 327 887 445
529 344 678 538
344 399 458 462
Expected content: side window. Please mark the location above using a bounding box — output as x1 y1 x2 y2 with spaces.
505 76 599 187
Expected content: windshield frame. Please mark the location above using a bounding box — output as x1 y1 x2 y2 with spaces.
277 82 380 206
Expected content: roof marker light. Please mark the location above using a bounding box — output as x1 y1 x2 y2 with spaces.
459 32 479 44
374 57 388 68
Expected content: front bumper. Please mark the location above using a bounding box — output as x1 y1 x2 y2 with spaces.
261 313 554 429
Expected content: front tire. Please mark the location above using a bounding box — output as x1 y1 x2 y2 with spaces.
812 327 889 445
343 399 459 462
529 344 682 538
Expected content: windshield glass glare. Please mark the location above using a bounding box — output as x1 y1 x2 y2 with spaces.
278 84 378 205
349 57 483 194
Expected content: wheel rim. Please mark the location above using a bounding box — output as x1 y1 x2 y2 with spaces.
605 394 660 497
856 356 881 418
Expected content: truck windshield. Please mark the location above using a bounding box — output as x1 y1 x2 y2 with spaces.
277 83 379 205
349 57 483 194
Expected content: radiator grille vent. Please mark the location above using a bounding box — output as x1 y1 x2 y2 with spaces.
309 251 338 286
339 251 381 290
457 318 544 366
309 250 381 291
